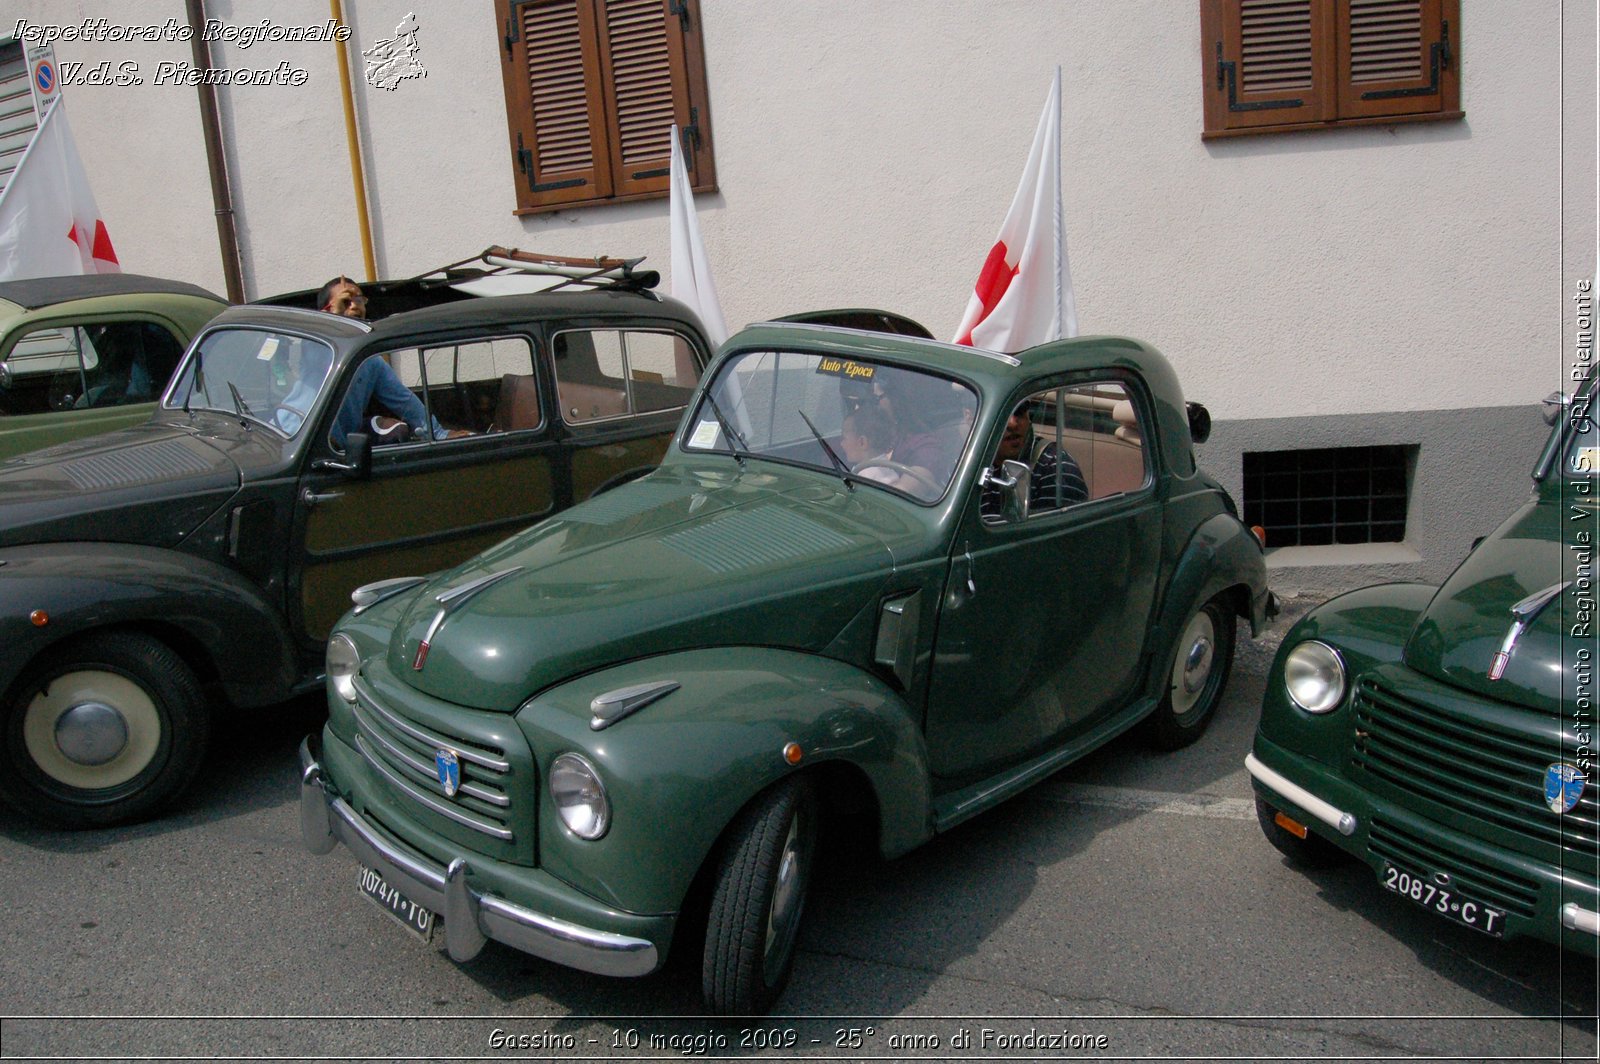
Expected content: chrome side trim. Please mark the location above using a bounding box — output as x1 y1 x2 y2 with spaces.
1245 752 1358 836
299 739 658 977
355 733 514 841
589 681 680 731
1563 903 1600 937
352 576 428 614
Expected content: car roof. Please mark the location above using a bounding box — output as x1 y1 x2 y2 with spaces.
0 273 226 310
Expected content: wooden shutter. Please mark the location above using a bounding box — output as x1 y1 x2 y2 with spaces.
498 0 716 213
1203 0 1335 134
1336 0 1457 121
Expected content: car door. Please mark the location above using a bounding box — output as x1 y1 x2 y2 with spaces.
291 335 560 643
549 325 706 499
0 316 186 459
924 376 1163 782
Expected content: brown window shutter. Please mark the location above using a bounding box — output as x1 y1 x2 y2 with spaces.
499 0 613 209
498 0 716 212
1336 0 1459 121
1203 0 1336 134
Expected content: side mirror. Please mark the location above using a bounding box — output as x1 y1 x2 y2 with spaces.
1187 401 1212 444
312 431 372 478
1542 390 1570 427
980 458 1031 523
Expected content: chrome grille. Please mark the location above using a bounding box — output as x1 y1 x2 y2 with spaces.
351 677 517 842
1369 817 1539 918
1351 678 1599 860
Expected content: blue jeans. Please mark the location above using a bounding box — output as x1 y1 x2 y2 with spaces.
333 357 444 447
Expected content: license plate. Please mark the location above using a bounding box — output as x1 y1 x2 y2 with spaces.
1381 863 1505 937
358 864 435 942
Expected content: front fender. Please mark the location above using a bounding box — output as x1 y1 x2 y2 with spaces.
1257 582 1436 767
0 542 299 707
515 647 932 914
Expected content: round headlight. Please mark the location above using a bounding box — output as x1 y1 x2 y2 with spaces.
326 634 361 704
1284 640 1346 714
550 753 610 839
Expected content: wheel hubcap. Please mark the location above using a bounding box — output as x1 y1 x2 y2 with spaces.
22 670 162 790
54 701 129 766
763 815 806 982
1171 612 1218 715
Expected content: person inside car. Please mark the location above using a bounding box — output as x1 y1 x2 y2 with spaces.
980 400 1087 518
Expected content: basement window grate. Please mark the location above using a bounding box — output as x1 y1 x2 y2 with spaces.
1243 445 1412 546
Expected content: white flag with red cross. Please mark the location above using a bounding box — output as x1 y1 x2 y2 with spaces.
952 68 1076 352
669 123 728 347
0 101 120 281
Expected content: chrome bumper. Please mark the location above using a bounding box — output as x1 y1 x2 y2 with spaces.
299 737 658 977
1245 752 1358 836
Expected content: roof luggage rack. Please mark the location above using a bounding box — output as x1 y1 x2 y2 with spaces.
414 246 660 293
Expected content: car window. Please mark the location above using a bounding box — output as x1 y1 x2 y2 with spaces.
684 348 975 502
166 327 336 437
553 328 700 424
404 337 539 436
982 381 1147 522
0 321 182 416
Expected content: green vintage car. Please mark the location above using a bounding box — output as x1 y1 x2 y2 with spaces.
0 273 227 460
1250 375 1598 955
301 322 1275 1013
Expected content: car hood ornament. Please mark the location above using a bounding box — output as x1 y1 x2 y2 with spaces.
1488 581 1571 681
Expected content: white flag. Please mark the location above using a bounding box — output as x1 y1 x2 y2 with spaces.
669 124 728 346
952 68 1075 352
0 101 120 281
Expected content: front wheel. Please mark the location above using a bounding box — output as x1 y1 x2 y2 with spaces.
1141 596 1236 751
702 777 817 1015
0 632 210 828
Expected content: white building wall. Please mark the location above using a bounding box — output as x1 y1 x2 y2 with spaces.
10 0 1595 427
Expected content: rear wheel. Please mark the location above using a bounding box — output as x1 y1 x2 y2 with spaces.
0 632 209 829
1255 796 1349 868
1141 596 1236 751
703 777 817 1015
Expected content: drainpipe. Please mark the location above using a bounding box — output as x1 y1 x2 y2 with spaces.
330 0 377 282
185 0 243 302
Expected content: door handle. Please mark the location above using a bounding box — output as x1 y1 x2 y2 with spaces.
301 488 344 507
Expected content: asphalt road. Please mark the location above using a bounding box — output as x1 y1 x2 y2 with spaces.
2 618 1597 1063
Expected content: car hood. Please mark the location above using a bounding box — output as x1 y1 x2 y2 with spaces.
386 466 921 711
1403 494 1581 713
0 421 242 547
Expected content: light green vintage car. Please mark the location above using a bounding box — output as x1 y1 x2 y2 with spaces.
301 321 1275 1013
0 273 227 460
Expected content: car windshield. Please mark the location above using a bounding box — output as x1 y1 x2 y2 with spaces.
684 348 976 501
164 327 335 437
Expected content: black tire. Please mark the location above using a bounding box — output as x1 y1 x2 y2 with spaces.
1142 595 1236 751
1255 796 1350 869
702 777 817 1015
0 632 210 829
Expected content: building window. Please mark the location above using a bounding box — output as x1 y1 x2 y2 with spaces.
495 0 716 214
1201 0 1461 139
1243 445 1412 546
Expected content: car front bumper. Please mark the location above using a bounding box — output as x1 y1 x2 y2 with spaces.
299 735 661 977
1248 737 1600 955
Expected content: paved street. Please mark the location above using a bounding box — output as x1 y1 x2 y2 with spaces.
2 616 1596 1062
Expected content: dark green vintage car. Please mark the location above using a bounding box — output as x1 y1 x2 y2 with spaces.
0 273 227 460
1249 375 1598 955
0 256 713 828
300 322 1274 1013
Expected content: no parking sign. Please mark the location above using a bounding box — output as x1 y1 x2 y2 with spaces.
27 44 59 117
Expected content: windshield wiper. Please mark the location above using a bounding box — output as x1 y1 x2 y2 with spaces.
797 409 851 489
226 381 253 425
702 389 748 467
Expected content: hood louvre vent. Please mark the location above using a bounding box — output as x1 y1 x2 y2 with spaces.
660 504 853 574
60 440 215 491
